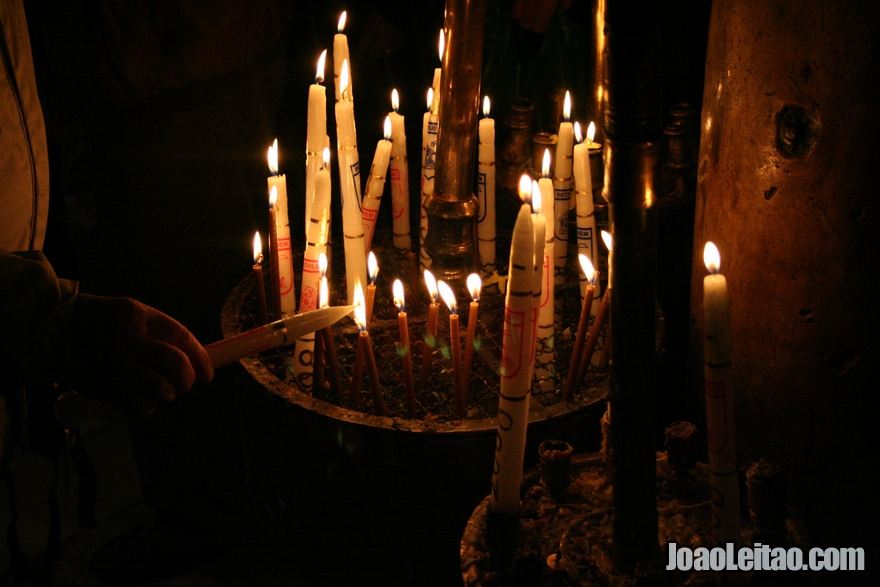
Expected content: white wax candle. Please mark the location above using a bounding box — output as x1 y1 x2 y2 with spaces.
333 12 351 103
306 50 328 233
293 152 332 387
268 141 296 317
420 91 439 269
553 92 574 293
362 117 393 251
335 61 366 304
702 241 741 546
490 204 536 514
431 30 444 114
389 89 411 251
477 96 496 275
533 181 555 392
573 122 597 306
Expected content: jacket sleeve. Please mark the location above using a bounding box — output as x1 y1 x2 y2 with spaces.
0 249 77 392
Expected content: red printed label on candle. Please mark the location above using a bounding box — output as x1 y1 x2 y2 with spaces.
362 208 378 223
500 308 526 379
705 378 728 453
302 257 319 274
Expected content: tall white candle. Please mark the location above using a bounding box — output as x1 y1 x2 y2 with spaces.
335 60 366 304
573 122 597 306
431 30 444 114
532 180 554 391
490 204 536 514
421 88 439 269
553 91 574 303
306 50 328 233
362 116 393 251
333 12 352 103
293 149 332 388
477 96 496 275
388 89 411 251
537 153 554 338
268 141 295 317
702 241 741 546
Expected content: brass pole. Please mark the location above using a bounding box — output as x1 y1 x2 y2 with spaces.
424 0 488 283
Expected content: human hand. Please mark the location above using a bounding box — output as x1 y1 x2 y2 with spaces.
51 294 213 414
513 0 574 33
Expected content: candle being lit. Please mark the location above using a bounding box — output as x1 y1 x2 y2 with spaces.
419 270 441 392
306 50 328 232
490 204 537 514
553 92 574 312
562 254 597 399
366 251 379 324
477 96 496 275
268 141 295 318
702 241 740 546
388 89 411 251
438 280 464 418
252 231 269 325
393 279 416 418
573 121 597 306
350 284 384 414
463 273 482 406
362 117 393 251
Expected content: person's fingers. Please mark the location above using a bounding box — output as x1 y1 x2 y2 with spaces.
140 337 196 395
143 306 214 384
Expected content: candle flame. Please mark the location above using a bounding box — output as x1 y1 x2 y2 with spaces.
268 139 279 174
438 30 445 62
368 251 379 283
579 254 596 284
319 276 329 309
393 279 405 312
391 88 399 112
353 282 366 330
383 116 392 140
601 230 613 251
426 88 433 111
322 147 331 168
518 174 532 203
587 121 597 143
340 59 350 98
467 273 482 301
438 280 457 314
563 91 571 121
253 231 263 264
316 50 327 84
704 241 721 273
482 96 491 118
424 269 438 301
337 11 346 33
269 185 278 209
574 121 583 143
318 252 328 278
531 180 542 215
542 149 551 178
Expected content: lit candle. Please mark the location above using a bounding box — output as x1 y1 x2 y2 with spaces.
439 280 464 418
602 229 613 293
533 178 555 391
463 273 481 406
420 88 439 269
586 121 603 199
268 187 281 319
562 255 596 399
350 284 384 415
336 60 366 304
573 122 597 306
366 251 378 324
393 279 417 418
252 231 269 325
419 270 441 393
318 255 344 400
293 149 332 388
333 12 352 102
553 91 574 297
431 30 444 114
306 50 328 232
576 232 613 382
702 241 740 545
362 116 393 251
490 204 536 514
268 142 295 317
389 89 411 251
477 96 496 275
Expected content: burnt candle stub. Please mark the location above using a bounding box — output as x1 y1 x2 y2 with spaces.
539 439 574 495
664 421 698 479
746 458 788 537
